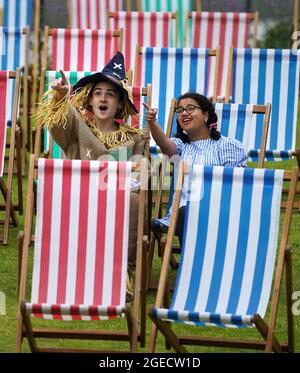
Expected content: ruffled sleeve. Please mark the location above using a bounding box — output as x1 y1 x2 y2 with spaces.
217 137 248 167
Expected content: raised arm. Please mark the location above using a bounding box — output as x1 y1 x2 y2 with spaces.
143 103 177 158
51 70 69 101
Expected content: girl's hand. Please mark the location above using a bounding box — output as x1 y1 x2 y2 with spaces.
143 102 158 125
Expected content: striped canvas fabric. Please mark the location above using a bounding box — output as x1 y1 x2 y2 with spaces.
154 165 284 327
137 47 217 149
0 27 26 125
50 28 121 71
186 12 255 98
0 71 9 176
138 0 198 47
0 0 32 27
26 159 132 320
44 71 147 157
215 103 257 158
68 0 123 29
108 11 177 71
231 48 300 160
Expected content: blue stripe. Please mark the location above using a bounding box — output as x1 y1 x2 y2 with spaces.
3 0 32 27
242 49 252 104
189 49 198 92
232 49 237 101
231 315 244 326
3 0 9 26
206 168 233 312
174 49 183 98
285 51 297 150
226 168 254 313
269 50 282 150
235 104 246 142
184 167 213 311
144 48 153 128
204 49 209 96
220 104 230 137
167 309 179 321
247 170 275 314
157 48 168 133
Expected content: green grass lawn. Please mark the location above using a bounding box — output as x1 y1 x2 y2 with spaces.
0 121 299 353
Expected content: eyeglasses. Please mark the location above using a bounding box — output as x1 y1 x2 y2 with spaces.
175 104 202 115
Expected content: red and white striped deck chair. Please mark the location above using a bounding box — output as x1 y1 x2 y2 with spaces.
0 69 22 244
67 0 124 29
108 11 178 72
17 156 147 353
184 11 258 98
41 26 123 72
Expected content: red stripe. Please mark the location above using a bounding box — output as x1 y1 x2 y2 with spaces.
218 13 227 96
77 29 84 70
96 0 100 28
136 52 142 85
38 160 54 303
63 29 71 70
91 30 98 71
150 12 156 46
137 12 144 74
51 29 58 70
76 0 81 28
52 304 62 320
93 162 108 304
244 13 251 47
86 0 91 28
125 12 132 70
105 30 112 64
163 13 169 47
111 163 126 305
0 72 7 176
131 86 140 128
193 13 201 47
232 13 239 47
70 305 81 320
31 304 43 317
56 161 72 304
75 161 90 304
107 306 118 316
206 12 213 48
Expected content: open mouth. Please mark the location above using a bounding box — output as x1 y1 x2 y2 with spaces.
99 105 108 113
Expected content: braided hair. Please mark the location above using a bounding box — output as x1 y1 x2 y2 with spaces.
175 92 220 143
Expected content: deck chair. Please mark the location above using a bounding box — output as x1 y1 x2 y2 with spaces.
136 0 201 47
0 26 30 173
67 0 124 29
149 163 298 352
0 69 22 244
184 11 258 99
146 102 271 289
107 11 178 72
226 48 300 165
17 156 147 353
134 46 219 153
0 0 41 157
34 69 152 159
41 26 123 72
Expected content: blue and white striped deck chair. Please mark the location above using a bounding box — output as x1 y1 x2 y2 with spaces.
0 0 33 28
136 0 201 47
149 163 298 352
215 103 271 168
226 48 300 164
135 47 219 155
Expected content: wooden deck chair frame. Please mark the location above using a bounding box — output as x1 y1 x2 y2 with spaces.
146 102 271 290
40 26 123 73
16 155 148 353
148 162 298 353
0 69 22 244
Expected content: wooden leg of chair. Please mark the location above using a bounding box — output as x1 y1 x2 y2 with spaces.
15 127 23 215
20 301 37 352
18 231 24 293
140 237 148 347
252 314 282 353
285 246 295 352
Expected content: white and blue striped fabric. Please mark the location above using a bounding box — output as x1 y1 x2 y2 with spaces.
231 48 300 161
0 0 33 28
154 165 284 327
215 103 264 160
138 47 217 151
0 27 26 126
